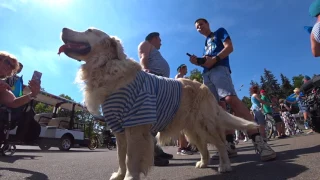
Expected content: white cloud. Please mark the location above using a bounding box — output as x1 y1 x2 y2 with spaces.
0 3 17 12
17 46 62 76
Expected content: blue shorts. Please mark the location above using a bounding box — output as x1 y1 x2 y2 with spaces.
203 66 237 101
299 105 308 113
252 109 266 125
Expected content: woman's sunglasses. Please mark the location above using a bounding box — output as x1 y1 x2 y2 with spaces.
0 57 15 69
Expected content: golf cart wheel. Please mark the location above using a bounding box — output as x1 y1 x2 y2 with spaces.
59 135 73 151
88 137 98 150
39 144 51 151
1 144 16 156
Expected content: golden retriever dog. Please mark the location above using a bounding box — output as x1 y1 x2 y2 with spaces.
58 27 258 180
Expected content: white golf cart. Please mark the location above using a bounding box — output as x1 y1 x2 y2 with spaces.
9 88 92 151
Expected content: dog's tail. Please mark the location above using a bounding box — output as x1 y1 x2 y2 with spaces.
220 110 259 130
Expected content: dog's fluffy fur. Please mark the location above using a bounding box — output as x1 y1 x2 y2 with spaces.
60 28 259 180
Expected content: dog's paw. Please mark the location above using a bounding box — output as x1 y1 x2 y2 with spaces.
195 160 208 168
110 172 125 180
218 163 232 173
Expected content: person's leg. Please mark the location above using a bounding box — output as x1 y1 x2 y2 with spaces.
243 130 249 142
303 111 310 129
203 72 237 159
177 134 193 155
152 132 171 166
210 66 276 161
273 114 287 138
235 130 240 141
252 109 266 138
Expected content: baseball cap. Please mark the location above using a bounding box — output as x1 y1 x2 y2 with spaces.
145 32 160 41
177 64 187 71
309 0 320 17
260 89 266 94
304 75 311 80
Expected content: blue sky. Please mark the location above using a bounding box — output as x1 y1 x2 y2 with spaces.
0 0 319 103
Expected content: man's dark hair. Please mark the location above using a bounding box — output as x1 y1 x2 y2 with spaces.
145 32 160 41
195 18 208 24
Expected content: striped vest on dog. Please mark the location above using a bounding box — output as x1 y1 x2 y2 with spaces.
102 71 182 133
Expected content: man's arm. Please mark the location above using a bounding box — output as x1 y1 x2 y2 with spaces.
138 41 152 70
202 28 234 68
311 23 320 57
311 33 320 57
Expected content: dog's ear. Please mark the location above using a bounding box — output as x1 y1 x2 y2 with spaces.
110 36 127 60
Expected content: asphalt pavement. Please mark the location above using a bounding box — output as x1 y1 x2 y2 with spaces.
1 133 319 180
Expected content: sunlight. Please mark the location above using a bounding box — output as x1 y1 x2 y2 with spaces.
40 0 72 7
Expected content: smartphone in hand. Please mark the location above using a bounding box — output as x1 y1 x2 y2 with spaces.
32 70 42 83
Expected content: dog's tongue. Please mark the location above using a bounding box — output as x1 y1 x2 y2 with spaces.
58 44 67 55
57 43 85 55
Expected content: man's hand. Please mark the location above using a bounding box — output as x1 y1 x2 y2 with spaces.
0 81 10 92
189 55 198 65
201 56 217 68
28 79 41 97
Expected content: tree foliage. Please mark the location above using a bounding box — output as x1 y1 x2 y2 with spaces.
241 96 252 110
189 68 203 83
292 74 304 88
242 69 313 106
260 69 283 98
280 73 294 98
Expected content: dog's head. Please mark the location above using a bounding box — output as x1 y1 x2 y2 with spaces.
58 28 126 62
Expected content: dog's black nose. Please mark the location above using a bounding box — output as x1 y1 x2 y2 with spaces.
62 28 70 32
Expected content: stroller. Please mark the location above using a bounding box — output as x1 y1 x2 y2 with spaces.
0 107 17 156
0 101 41 156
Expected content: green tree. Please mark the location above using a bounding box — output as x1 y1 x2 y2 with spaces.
57 94 74 117
241 96 252 110
260 76 267 92
262 69 282 97
280 73 294 97
292 74 304 88
189 68 203 83
34 102 53 114
250 80 259 87
59 94 73 101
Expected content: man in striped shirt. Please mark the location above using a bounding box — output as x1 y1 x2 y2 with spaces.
309 0 320 57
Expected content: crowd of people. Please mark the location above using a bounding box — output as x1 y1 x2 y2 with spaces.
137 0 320 166
1 0 320 171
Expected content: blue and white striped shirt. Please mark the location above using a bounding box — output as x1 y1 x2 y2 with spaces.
102 71 182 133
312 22 320 43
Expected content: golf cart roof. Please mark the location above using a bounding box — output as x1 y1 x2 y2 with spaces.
23 86 86 111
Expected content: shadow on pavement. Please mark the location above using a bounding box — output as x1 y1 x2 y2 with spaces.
15 148 105 153
188 145 320 180
0 154 41 164
0 167 48 180
235 143 290 153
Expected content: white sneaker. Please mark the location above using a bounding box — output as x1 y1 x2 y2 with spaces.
253 135 276 161
243 137 248 142
211 142 238 160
